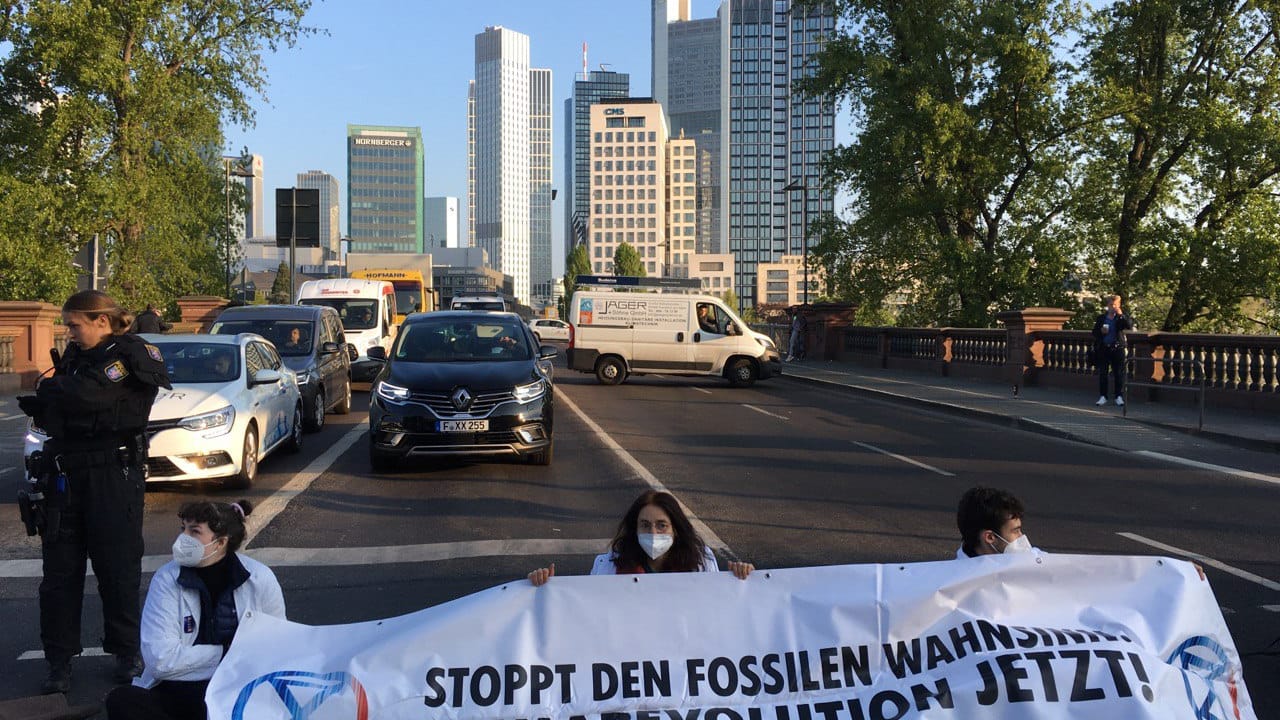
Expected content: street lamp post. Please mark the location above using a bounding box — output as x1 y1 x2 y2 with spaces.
782 179 810 306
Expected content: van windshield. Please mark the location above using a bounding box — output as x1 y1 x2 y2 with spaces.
209 319 315 357
301 299 378 330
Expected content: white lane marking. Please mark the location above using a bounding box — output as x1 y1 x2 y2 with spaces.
1117 532 1280 592
851 440 955 477
557 390 729 552
244 423 368 549
1263 605 1280 613
0 414 24 421
247 538 612 568
693 387 713 395
742 403 788 420
1134 450 1280 486
0 538 615 579
0 466 14 477
19 647 108 661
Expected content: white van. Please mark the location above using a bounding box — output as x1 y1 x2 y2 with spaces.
566 291 782 386
297 278 397 381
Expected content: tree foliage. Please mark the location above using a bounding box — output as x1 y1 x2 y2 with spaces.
0 0 316 309
612 242 646 278
269 262 291 305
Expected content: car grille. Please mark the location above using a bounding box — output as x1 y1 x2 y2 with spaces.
148 418 183 434
406 390 516 418
147 456 183 477
410 431 521 446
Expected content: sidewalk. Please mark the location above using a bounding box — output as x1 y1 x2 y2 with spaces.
780 359 1280 456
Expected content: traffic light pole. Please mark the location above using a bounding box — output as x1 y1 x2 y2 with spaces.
290 187 298 302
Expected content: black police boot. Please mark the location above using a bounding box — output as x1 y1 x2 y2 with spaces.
113 654 143 684
41 660 71 694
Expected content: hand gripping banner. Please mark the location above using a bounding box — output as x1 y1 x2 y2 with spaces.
206 554 1256 720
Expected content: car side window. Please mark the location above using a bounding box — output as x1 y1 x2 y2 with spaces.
332 316 346 345
244 343 266 378
317 318 332 346
258 342 282 370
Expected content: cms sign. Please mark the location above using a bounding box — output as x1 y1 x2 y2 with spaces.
603 107 626 116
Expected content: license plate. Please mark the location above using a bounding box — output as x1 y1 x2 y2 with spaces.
438 420 489 432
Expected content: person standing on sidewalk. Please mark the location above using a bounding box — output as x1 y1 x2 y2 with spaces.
786 308 807 362
16 290 172 694
1092 294 1133 407
131 304 171 334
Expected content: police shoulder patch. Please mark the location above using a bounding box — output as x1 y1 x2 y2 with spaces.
103 360 128 382
145 344 164 362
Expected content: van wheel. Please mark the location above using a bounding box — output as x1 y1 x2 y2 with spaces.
727 358 757 387
306 388 325 431
595 357 626 385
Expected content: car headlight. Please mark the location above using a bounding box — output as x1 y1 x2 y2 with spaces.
376 381 411 402
180 406 235 437
26 419 48 445
294 370 311 385
756 335 776 349
513 379 546 403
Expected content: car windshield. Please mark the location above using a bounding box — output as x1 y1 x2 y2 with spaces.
301 299 378 330
394 318 531 362
154 342 240 384
210 319 314 356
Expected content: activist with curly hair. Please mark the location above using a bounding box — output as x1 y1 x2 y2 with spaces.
104 499 285 720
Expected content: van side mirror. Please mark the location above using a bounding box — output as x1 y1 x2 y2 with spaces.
347 343 359 362
538 345 559 360
320 341 340 355
368 346 387 361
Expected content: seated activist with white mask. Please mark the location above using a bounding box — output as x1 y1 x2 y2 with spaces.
105 499 284 720
528 490 753 584
955 486 1042 559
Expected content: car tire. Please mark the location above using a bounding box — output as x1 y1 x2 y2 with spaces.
306 388 326 431
334 379 351 414
595 356 626 385
727 358 757 387
369 436 397 472
226 424 258 490
527 440 553 466
283 402 303 454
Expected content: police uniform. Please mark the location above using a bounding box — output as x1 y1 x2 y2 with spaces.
18 333 171 686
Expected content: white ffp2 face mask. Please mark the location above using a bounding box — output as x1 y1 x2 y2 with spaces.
1001 534 1032 554
172 533 218 567
637 533 674 560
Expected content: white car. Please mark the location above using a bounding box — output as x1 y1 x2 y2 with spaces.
528 318 571 342
25 333 303 489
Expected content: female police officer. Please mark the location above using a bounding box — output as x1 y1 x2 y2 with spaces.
17 290 171 694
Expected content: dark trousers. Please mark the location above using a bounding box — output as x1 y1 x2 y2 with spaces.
39 459 145 665
1098 345 1126 398
105 680 209 720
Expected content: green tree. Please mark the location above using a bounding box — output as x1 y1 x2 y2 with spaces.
0 0 316 308
562 243 591 301
269 262 292 305
721 288 740 314
801 0 1083 327
1074 0 1280 331
612 242 646 278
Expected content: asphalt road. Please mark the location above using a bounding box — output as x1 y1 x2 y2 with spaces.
0 354 1276 717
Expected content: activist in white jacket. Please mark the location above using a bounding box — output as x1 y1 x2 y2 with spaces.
105 499 285 720
529 490 752 585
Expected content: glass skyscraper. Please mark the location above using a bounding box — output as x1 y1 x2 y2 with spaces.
346 125 424 253
296 170 340 259
530 68 554 306
564 68 630 261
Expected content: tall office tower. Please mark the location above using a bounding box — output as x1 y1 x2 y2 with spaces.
564 55 630 262
347 125 425 253
244 154 265 238
529 67 554 307
586 99 672 277
297 170 340 259
653 1 723 256
425 196 460 249
723 0 835 307
470 26 549 305
467 81 476 247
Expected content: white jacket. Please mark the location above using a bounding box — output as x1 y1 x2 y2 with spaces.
590 546 719 575
135 553 285 688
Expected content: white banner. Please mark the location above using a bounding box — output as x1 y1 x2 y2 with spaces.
206 554 1256 720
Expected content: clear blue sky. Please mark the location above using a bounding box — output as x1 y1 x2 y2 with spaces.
224 0 693 276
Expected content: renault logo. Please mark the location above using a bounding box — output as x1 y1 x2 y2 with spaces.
451 388 473 410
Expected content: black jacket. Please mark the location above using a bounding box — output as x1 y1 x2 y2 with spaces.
133 310 171 334
1091 311 1134 350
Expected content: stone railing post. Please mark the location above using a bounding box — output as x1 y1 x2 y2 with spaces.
799 302 858 361
0 301 61 390
176 296 229 333
995 307 1075 390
